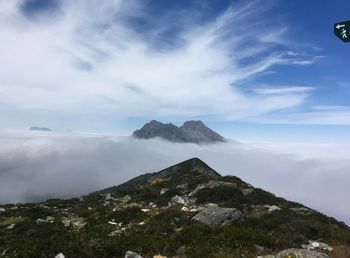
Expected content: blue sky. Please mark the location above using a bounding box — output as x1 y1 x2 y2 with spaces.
0 0 349 143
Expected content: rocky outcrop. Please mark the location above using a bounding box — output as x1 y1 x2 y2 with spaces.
302 241 333 252
125 251 143 258
189 180 237 196
171 195 185 205
261 248 328 258
192 207 241 226
291 207 314 215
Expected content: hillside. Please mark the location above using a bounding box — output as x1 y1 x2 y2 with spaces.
1 158 350 258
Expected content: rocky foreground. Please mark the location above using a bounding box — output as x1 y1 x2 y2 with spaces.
1 158 350 257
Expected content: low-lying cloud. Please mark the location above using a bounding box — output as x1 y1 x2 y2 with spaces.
0 132 349 225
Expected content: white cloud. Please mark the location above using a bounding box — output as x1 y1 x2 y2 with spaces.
312 105 350 111
0 0 319 122
259 109 350 125
252 86 314 95
0 132 349 225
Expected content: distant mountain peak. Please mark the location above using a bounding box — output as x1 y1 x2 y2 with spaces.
181 120 206 128
29 126 52 132
132 120 225 144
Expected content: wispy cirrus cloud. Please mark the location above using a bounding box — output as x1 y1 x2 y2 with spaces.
252 86 314 95
0 0 324 126
258 109 350 125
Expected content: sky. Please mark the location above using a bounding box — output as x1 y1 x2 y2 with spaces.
0 0 350 143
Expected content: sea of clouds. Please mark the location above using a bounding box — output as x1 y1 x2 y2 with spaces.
0 131 349 225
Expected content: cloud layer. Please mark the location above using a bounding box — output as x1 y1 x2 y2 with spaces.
0 132 349 225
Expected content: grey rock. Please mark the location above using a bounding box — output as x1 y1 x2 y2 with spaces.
46 216 55 223
302 241 333 252
261 248 328 258
54 253 65 258
171 195 185 205
176 183 188 189
36 218 48 224
291 207 314 215
192 207 241 226
160 188 168 195
189 180 237 196
118 195 131 203
264 205 281 213
6 224 15 230
242 188 254 196
105 193 116 201
62 219 71 227
109 230 122 237
124 250 143 258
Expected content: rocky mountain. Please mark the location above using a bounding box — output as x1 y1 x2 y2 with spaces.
132 120 225 143
1 158 350 258
29 126 52 132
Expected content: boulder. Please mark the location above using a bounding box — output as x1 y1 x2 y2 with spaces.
125 250 143 258
260 248 328 258
109 230 122 237
62 219 71 227
242 188 254 196
171 195 185 205
302 241 333 252
160 188 168 195
291 207 313 215
36 218 48 224
192 207 241 226
46 216 55 223
6 224 15 230
264 205 281 213
54 253 65 258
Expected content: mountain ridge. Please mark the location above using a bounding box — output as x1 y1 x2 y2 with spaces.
1 158 349 257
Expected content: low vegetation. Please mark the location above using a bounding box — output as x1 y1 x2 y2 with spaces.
1 159 349 258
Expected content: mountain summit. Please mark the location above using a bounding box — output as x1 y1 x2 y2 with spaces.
132 120 225 143
99 158 221 193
